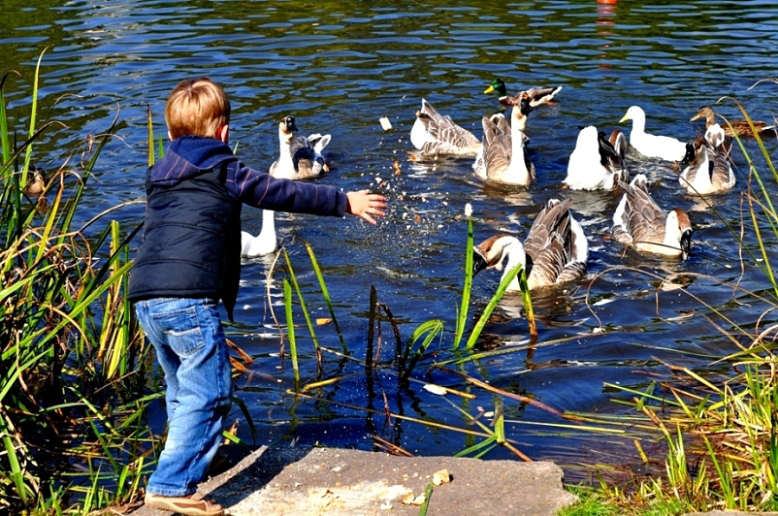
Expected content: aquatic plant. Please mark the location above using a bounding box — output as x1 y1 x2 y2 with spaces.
0 53 158 514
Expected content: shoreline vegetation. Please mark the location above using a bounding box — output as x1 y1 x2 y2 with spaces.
2 56 778 515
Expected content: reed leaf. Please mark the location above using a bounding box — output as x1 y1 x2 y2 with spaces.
454 217 474 349
283 278 300 384
304 241 348 354
465 262 524 349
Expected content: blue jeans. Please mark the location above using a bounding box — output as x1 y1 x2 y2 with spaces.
134 298 233 496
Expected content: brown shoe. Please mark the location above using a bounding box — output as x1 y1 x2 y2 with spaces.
144 493 224 516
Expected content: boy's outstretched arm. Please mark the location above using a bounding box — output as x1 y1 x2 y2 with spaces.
346 190 387 225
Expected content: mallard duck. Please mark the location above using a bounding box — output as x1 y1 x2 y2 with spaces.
564 127 627 190
22 166 45 196
241 209 277 257
269 116 331 180
473 198 588 291
619 106 686 161
678 127 735 195
484 78 563 109
410 99 481 158
472 93 534 186
612 174 692 258
690 105 776 139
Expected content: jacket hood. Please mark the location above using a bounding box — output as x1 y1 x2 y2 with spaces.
149 135 237 187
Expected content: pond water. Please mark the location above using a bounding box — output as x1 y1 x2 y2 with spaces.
3 0 778 480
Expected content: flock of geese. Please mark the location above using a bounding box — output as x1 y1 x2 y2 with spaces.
242 78 776 297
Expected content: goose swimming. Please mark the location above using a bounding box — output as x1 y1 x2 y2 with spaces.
410 99 481 158
473 198 588 292
473 92 534 186
678 126 735 195
619 105 686 161
240 209 277 257
612 174 692 258
564 126 628 190
269 115 331 180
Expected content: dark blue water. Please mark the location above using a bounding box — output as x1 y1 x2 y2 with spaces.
3 0 778 478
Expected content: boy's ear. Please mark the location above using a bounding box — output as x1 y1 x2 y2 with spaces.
168 130 173 141
216 124 229 144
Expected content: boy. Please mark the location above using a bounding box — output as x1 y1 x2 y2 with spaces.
128 77 387 516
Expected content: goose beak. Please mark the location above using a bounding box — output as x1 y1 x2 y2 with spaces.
484 85 495 94
689 113 702 122
618 114 630 123
472 248 489 276
680 229 693 258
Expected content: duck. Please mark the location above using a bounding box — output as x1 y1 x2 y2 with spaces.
410 99 481 158
484 78 563 109
22 166 45 196
564 126 628 190
612 174 692 258
677 126 735 195
473 92 534 186
240 209 277 257
690 105 776 139
619 106 687 161
473 198 588 291
269 115 331 180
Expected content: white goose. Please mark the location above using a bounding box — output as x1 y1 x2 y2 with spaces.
472 93 534 186
678 125 735 195
612 174 692 258
240 209 277 257
269 115 331 180
619 106 686 161
564 126 628 190
410 99 481 158
473 198 588 291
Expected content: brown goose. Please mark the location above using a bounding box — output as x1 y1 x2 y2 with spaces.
472 92 534 186
473 198 588 291
410 99 481 158
612 174 692 258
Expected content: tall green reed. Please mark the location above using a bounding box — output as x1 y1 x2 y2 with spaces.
0 53 157 514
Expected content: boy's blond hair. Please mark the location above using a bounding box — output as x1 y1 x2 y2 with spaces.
165 77 231 139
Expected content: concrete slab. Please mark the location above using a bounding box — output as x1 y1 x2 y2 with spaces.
132 446 578 516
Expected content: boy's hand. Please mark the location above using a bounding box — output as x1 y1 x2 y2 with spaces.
346 190 387 225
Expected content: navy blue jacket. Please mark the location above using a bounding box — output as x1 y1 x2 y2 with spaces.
128 135 348 320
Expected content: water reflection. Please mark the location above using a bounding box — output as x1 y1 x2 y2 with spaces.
2 0 777 470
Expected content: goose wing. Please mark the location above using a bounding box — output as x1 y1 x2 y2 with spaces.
523 198 573 264
478 115 512 179
621 178 666 245
413 99 480 155
290 135 321 179
524 86 562 108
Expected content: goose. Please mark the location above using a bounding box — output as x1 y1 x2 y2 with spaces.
678 127 735 195
473 198 588 292
473 93 534 186
484 78 563 109
612 174 692 258
269 116 331 180
564 126 628 190
410 99 481 158
619 106 687 161
240 209 277 257
690 105 776 139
